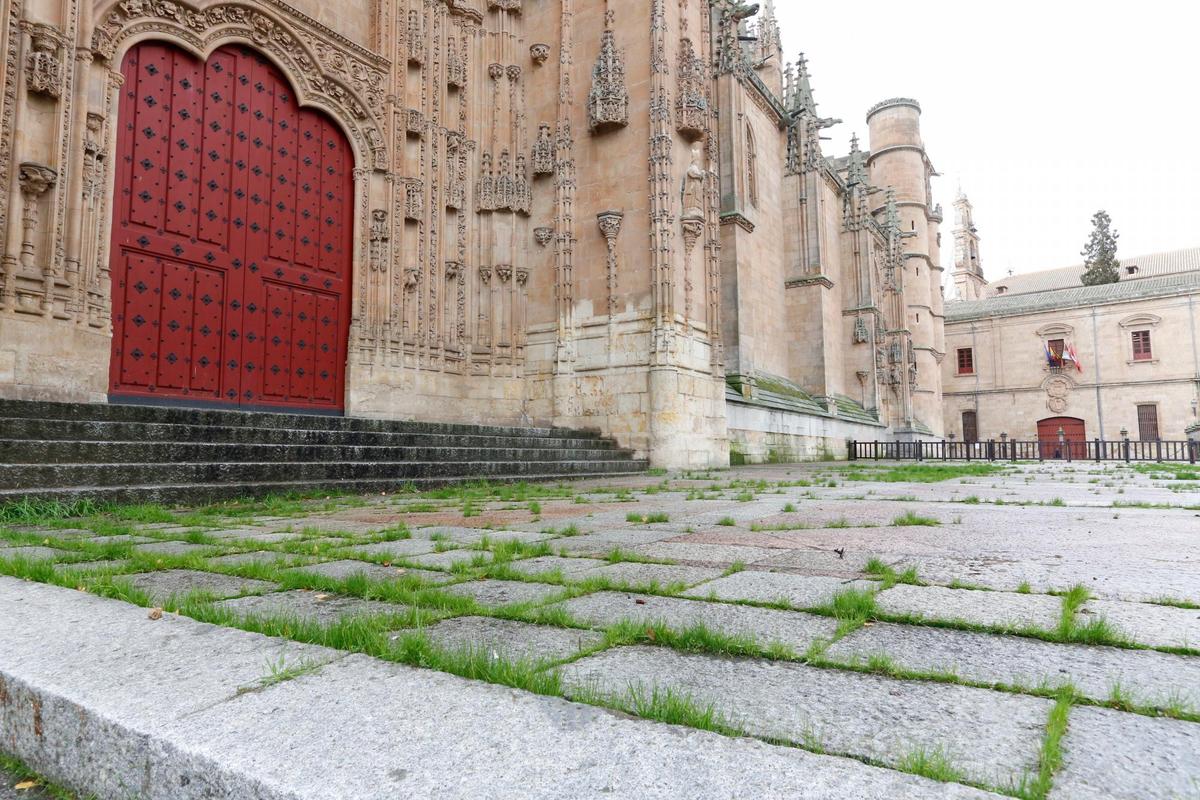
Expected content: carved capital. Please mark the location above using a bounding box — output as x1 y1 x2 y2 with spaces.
488 63 504 80
596 210 623 240
18 163 57 197
680 216 703 255
445 260 463 280
505 64 521 82
478 265 492 284
515 267 528 286
529 43 550 65
496 264 512 283
533 226 553 247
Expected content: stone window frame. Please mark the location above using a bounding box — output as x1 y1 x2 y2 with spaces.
1118 313 1161 365
1035 323 1074 373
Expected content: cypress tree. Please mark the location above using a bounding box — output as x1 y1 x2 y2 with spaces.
1080 210 1120 286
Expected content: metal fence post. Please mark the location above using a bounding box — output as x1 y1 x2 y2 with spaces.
1157 439 1163 462
1094 439 1100 462
916 441 923 461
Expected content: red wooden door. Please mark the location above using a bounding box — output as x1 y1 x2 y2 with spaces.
109 42 353 411
1037 416 1087 459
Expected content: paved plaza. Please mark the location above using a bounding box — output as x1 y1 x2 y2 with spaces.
1 460 1199 798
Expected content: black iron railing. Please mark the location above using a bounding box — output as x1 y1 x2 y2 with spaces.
848 439 1199 463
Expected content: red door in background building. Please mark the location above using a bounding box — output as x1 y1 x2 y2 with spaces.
109 42 353 412
1037 416 1087 459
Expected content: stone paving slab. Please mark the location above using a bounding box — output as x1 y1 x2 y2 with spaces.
0 546 71 561
1049 706 1200 800
560 645 1048 788
215 589 409 624
0 577 1002 800
682 571 874 608
345 539 439 558
555 591 837 653
405 549 494 568
131 541 214 557
414 616 603 664
410 526 551 544
502 555 607 576
126 569 278 605
579 561 723 589
287 559 452 585
83 534 157 545
441 579 566 607
824 622 1200 707
52 559 129 573
285 518 387 534
553 529 684 555
7 527 94 540
210 531 304 544
208 550 296 566
630 541 778 565
876 585 1063 631
1080 598 1200 650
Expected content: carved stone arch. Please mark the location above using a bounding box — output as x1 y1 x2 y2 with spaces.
89 0 388 171
1118 312 1162 329
1035 322 1074 338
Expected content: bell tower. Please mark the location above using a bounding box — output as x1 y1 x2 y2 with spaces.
952 190 987 301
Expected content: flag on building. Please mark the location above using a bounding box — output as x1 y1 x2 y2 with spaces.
1064 343 1083 372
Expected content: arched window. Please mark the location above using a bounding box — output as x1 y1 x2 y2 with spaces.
745 124 758 208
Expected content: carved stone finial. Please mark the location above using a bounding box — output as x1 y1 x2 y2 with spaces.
675 37 706 140
587 29 628 132
529 43 550 65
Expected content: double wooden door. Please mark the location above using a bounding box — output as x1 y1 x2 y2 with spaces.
109 41 353 411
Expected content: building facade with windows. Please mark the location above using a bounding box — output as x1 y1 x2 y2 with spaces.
942 199 1200 444
0 0 946 467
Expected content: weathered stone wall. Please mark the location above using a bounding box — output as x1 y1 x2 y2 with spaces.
727 397 886 463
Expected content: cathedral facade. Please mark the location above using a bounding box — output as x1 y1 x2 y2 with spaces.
0 0 945 466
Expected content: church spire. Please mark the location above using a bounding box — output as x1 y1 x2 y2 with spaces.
846 132 868 187
787 53 842 129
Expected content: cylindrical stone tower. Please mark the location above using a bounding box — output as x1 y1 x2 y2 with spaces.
866 98 944 436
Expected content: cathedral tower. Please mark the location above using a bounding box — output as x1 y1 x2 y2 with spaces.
866 98 945 436
952 190 987 301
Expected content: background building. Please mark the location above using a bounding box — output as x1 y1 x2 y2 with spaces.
0 0 945 466
943 202 1200 444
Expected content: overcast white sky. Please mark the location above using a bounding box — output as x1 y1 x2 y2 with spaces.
774 1 1200 286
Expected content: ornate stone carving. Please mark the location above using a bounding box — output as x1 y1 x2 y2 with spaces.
488 0 522 11
478 265 492 284
853 316 869 343
445 260 463 280
1045 375 1072 414
587 28 628 132
18 163 56 272
488 63 504 80
681 141 706 219
675 37 706 140
477 152 495 212
446 36 466 89
506 64 521 82
403 266 420 290
597 210 623 316
25 23 63 98
496 264 512 283
404 179 423 221
532 122 555 175
534 227 553 247
406 108 424 135
368 210 389 272
529 43 550 65
89 0 388 170
515 267 529 286
406 9 423 64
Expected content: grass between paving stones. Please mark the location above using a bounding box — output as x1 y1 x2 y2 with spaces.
863 558 922 589
891 510 941 527
0 752 86 800
832 464 1008 483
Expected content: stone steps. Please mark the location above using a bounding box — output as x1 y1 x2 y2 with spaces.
0 399 647 504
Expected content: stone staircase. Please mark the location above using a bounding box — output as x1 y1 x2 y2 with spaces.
0 399 647 505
